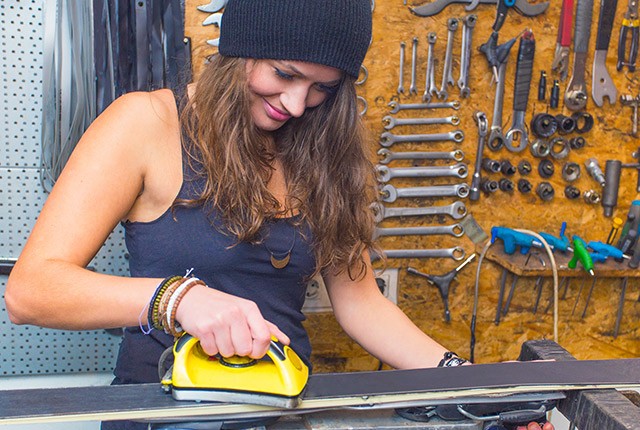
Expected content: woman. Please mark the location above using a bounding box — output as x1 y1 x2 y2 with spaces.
5 1 552 429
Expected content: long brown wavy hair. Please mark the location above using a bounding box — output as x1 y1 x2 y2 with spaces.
178 55 379 280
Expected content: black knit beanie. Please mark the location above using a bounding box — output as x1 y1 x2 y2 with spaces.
219 0 372 78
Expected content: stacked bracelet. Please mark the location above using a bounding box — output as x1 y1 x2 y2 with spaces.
145 275 205 337
437 351 469 367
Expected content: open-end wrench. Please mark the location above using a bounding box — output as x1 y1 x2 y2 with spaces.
388 101 461 114
197 0 227 12
439 18 459 101
565 0 594 111
504 30 536 153
378 247 466 261
592 0 618 106
487 61 508 151
380 183 470 202
382 115 460 129
458 15 477 98
377 163 469 182
374 224 465 238
377 148 465 164
410 37 419 95
551 0 574 81
410 0 549 18
371 201 468 222
469 111 488 201
398 42 406 94
379 130 465 147
423 33 438 102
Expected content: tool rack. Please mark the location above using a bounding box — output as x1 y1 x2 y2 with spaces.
481 245 640 337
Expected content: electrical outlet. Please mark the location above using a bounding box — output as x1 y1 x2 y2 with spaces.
302 268 399 313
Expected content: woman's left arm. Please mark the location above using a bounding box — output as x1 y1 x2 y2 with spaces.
323 251 449 369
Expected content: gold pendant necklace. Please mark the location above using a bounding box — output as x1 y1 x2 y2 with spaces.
265 228 296 269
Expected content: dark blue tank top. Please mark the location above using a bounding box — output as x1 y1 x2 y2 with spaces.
113 99 317 384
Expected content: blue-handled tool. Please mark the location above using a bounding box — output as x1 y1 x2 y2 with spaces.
539 222 572 252
491 226 541 255
588 241 631 260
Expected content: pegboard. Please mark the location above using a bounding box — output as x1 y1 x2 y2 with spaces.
0 0 125 376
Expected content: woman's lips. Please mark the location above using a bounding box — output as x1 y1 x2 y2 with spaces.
264 100 291 122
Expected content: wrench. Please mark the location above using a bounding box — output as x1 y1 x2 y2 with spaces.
439 18 459 100
487 61 508 151
377 148 465 164
423 33 438 102
371 201 468 222
504 30 536 152
551 0 574 81
382 115 460 129
388 101 461 114
565 0 594 111
458 15 477 98
398 42 406 94
469 111 488 201
380 130 465 147
374 224 465 238
380 183 470 202
197 0 227 12
592 0 618 106
410 37 419 95
410 0 549 17
376 163 469 182
378 247 466 261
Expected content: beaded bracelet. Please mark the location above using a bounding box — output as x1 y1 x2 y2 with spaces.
155 277 187 330
147 276 183 330
165 278 205 337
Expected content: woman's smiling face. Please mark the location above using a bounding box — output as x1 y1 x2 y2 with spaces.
245 59 342 131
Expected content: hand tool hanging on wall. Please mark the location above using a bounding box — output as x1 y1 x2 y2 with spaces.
379 130 465 146
592 0 619 106
397 42 406 94
617 0 639 71
374 224 465 239
388 100 461 113
374 247 466 261
407 254 476 321
371 201 468 221
376 164 469 181
410 37 419 96
565 0 595 111
504 30 536 152
458 15 477 98
602 160 622 217
377 148 465 164
551 0 574 81
424 33 439 101
439 18 459 100
409 0 549 18
470 111 489 201
486 41 518 151
620 94 640 135
379 183 470 202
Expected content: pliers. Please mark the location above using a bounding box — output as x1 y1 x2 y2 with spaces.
617 0 639 71
551 0 574 80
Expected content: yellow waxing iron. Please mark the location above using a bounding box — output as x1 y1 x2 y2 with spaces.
161 334 308 408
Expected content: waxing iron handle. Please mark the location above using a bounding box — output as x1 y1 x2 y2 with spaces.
176 332 291 363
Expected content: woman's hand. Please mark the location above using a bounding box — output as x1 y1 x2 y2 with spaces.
517 422 554 430
174 284 289 359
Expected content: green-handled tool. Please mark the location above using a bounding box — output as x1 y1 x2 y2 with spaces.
568 236 595 276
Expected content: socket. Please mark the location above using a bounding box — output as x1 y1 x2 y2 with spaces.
302 268 399 313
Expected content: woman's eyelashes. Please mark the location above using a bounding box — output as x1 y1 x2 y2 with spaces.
274 67 339 94
274 67 294 80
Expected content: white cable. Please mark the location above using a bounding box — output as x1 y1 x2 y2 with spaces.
472 230 559 361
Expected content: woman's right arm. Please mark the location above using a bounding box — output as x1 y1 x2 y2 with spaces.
5 91 285 358
6 91 163 330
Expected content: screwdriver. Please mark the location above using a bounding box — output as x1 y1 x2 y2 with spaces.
606 217 624 244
